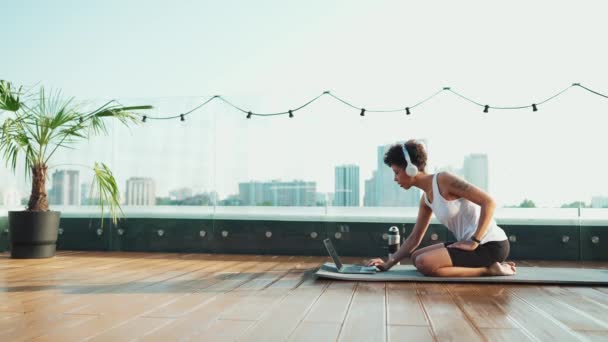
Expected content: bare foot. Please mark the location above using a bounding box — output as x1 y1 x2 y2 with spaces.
503 261 516 267
487 262 516 276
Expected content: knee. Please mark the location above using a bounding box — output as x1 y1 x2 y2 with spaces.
415 257 436 276
410 250 422 265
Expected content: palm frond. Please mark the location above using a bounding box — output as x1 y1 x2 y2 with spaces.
1 81 153 224
92 162 124 226
0 80 22 112
0 118 30 171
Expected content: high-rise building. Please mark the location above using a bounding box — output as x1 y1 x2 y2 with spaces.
49 170 80 205
433 165 464 178
334 165 359 207
169 187 193 201
125 177 156 206
592 196 608 208
239 181 266 206
463 154 489 192
81 182 102 205
81 183 92 205
363 171 377 207
239 180 316 206
315 192 333 206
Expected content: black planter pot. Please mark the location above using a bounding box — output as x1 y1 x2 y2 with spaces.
8 211 61 259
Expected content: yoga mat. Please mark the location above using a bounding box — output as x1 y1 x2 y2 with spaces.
315 263 608 285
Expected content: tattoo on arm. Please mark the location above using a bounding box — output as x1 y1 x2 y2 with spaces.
451 178 471 192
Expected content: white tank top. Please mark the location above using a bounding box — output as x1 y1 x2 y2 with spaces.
423 173 507 244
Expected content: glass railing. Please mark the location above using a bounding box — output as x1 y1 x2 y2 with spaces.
2 206 607 227
1 93 607 226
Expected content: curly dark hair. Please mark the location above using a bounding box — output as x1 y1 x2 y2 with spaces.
383 139 428 172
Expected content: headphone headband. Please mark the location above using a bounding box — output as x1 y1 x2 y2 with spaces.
401 142 419 177
401 144 412 164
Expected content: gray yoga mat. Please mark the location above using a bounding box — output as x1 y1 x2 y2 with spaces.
315 263 608 285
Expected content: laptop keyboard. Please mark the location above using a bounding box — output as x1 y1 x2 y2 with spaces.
341 265 376 273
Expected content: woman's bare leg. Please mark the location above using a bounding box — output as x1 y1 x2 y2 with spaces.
415 248 516 277
410 242 446 265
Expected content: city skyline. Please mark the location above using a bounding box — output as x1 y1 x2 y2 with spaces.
10 146 605 208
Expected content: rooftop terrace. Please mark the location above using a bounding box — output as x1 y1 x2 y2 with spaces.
1 251 608 341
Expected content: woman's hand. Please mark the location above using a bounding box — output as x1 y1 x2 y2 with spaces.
447 240 479 251
366 258 394 271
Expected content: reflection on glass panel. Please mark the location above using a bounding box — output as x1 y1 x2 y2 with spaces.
0 90 606 222
0 97 217 213
108 97 217 210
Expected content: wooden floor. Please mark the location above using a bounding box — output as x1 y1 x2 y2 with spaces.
1 252 608 342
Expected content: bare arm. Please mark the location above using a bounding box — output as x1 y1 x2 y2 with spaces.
384 196 433 268
442 172 496 242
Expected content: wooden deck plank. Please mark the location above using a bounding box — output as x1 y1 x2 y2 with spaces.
479 328 534 342
1 251 607 341
218 288 290 320
561 286 608 308
485 284 588 341
388 325 434 342
239 286 328 342
387 283 428 326
33 255 278 341
512 286 608 331
1 313 98 341
417 284 484 341
187 318 257 341
285 282 355 342
138 291 251 341
301 281 355 323
86 316 174 342
447 284 520 329
337 282 386 342
288 321 343 342
139 256 307 340
576 330 608 342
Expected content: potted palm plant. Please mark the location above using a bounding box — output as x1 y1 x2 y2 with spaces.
0 80 151 258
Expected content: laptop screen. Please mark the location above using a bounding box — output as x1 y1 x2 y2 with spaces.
323 238 343 270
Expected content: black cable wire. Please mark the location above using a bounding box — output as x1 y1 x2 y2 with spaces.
328 88 446 113
536 85 573 105
573 83 608 99
217 92 326 116
140 95 218 120
326 93 360 110
446 89 484 107
126 82 607 120
409 89 446 109
448 85 574 110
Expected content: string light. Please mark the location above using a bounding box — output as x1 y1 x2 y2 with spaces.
129 83 608 121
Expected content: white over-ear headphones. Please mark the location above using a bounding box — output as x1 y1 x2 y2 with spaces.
401 143 419 177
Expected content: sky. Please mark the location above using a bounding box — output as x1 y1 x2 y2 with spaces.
1 1 608 207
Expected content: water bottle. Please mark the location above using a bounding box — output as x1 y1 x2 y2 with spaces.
388 226 401 265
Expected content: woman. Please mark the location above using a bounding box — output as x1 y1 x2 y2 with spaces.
367 140 515 277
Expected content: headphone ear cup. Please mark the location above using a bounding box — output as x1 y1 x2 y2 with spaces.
405 164 418 177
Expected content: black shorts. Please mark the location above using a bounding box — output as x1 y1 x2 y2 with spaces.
443 240 510 268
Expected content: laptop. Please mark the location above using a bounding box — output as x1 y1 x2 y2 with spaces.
323 238 377 274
